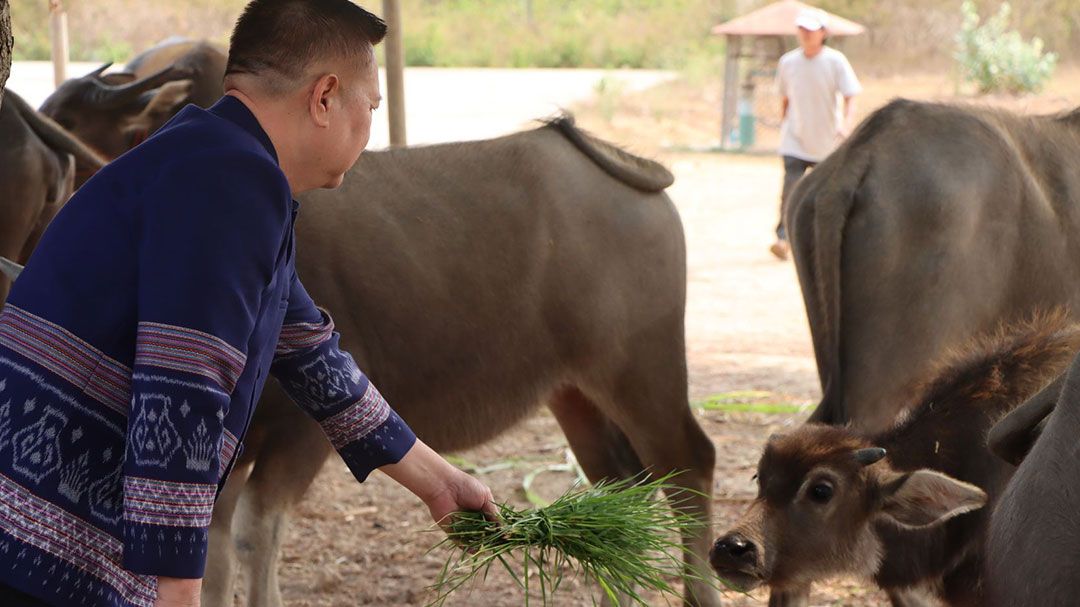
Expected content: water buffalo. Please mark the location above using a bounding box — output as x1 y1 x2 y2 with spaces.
712 314 1079 606
39 39 223 161
787 99 1080 434
985 346 1080 606
0 89 105 302
205 116 719 607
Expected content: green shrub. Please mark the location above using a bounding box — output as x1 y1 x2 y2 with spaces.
955 0 1057 94
403 25 442 67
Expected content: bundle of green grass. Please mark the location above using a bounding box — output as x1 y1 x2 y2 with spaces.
428 474 711 606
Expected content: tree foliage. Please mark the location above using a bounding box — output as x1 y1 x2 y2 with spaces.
955 0 1057 94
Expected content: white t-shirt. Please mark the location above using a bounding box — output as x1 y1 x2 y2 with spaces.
775 46 862 162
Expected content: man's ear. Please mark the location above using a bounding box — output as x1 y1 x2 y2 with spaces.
308 74 340 128
878 470 986 529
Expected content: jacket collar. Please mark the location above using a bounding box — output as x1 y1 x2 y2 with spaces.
208 95 279 164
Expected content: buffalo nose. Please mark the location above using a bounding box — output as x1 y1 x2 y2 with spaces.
712 533 758 565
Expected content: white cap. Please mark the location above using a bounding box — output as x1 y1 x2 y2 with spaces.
795 8 828 31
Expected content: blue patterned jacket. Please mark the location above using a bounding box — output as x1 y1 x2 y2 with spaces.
0 96 417 606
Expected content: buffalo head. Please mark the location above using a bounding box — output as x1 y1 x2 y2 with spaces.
710 425 985 593
40 63 194 159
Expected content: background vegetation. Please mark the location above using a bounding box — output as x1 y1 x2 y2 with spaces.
955 0 1057 93
7 0 1079 73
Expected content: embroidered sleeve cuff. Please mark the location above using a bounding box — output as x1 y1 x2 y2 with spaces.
120 477 214 577
121 521 209 578
335 408 417 483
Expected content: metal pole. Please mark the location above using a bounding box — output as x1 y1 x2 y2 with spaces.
49 0 69 87
382 0 406 147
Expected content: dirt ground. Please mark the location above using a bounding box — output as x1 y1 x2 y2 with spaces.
261 69 1080 607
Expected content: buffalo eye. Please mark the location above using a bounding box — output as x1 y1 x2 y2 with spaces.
809 482 834 503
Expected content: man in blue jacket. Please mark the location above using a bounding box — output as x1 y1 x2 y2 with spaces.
0 1 496 605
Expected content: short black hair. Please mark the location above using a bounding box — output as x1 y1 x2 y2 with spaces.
226 0 387 87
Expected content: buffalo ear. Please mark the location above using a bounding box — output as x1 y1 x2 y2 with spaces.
140 80 193 115
879 470 986 529
988 374 1063 466
127 80 194 136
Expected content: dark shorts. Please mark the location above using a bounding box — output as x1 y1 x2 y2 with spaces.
776 155 817 239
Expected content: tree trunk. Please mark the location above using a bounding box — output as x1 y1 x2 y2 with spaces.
0 0 12 106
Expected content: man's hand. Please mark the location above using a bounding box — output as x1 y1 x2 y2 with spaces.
155 577 202 607
840 95 857 140
424 467 498 531
380 438 498 531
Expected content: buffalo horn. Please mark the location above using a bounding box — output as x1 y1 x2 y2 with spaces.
86 65 194 107
853 447 887 466
87 62 113 79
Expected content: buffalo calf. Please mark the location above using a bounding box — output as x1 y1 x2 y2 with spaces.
712 313 1080 606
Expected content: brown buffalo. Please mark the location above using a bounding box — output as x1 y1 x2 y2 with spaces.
205 117 720 607
787 99 1080 434
986 344 1080 606
0 89 105 302
39 39 224 161
712 314 1079 606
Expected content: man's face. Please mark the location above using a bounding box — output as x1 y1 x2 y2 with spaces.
797 27 826 53
318 50 381 189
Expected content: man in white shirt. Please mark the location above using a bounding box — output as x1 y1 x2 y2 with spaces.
770 8 862 260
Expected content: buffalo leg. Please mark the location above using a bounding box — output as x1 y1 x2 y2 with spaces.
549 387 647 606
579 337 719 607
235 406 333 607
768 586 809 607
202 458 254 606
549 386 644 480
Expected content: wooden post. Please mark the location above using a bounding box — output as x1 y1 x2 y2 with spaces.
720 35 741 150
523 0 534 27
382 0 406 147
49 0 69 87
